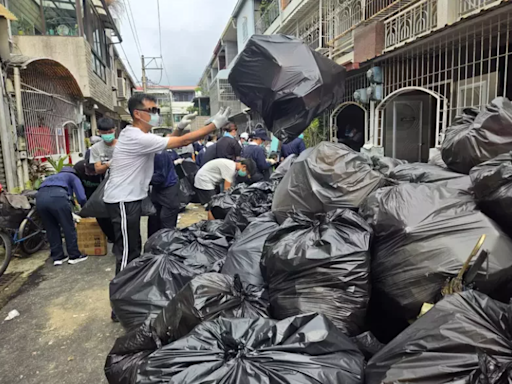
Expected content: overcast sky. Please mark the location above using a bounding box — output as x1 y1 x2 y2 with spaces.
118 0 239 87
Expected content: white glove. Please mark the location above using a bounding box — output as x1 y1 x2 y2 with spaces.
177 112 198 130
267 158 276 165
210 107 232 129
174 158 184 165
72 213 82 223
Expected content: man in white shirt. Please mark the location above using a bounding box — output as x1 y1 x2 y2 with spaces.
89 117 117 175
104 93 230 276
194 158 255 220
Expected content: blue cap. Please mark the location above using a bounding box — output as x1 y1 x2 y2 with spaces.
252 128 271 141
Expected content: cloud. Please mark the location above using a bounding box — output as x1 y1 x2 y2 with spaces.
119 0 239 86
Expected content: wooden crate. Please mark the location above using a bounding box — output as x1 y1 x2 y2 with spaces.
76 218 108 256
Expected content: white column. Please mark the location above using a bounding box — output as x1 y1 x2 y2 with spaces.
437 0 459 28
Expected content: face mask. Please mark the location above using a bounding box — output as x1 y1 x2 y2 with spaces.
238 170 247 177
148 113 161 127
298 134 304 139
101 133 115 143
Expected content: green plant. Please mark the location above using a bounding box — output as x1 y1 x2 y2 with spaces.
162 114 174 127
28 159 52 190
187 106 199 114
46 155 70 173
303 118 327 148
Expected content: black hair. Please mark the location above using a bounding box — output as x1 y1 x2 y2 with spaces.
128 93 157 118
206 135 214 142
240 158 258 177
97 117 115 131
223 122 237 132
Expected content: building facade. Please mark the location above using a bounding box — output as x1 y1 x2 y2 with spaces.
256 0 512 161
1 0 134 190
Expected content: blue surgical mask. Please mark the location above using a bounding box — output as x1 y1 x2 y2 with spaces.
148 113 161 127
101 133 115 143
238 170 247 177
299 134 304 139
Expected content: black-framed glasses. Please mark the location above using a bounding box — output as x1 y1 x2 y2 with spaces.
136 107 161 115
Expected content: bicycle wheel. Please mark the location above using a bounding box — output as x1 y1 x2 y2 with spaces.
19 208 46 255
0 231 13 277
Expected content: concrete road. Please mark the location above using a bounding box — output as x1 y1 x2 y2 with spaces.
0 205 206 384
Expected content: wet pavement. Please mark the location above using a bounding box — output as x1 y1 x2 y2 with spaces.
0 205 206 384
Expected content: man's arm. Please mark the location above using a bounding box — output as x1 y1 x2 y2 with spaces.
166 108 230 149
298 139 306 154
94 161 109 175
224 180 232 190
256 149 271 170
71 175 87 207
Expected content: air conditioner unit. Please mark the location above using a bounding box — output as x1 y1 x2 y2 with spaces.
117 77 126 100
367 67 383 84
367 84 383 101
354 88 369 104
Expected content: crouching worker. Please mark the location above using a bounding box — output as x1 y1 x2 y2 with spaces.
36 167 88 266
194 158 257 220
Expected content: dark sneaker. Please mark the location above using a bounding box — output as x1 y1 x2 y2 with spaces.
111 311 119 323
68 255 88 265
53 257 69 266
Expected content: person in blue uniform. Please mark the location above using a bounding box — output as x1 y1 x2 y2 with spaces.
241 128 276 179
36 167 88 266
281 133 306 159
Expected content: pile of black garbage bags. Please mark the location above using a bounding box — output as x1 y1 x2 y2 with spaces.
105 34 512 383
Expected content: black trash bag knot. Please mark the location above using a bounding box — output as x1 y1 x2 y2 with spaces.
221 332 246 361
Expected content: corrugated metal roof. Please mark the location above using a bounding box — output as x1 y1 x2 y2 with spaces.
0 4 17 21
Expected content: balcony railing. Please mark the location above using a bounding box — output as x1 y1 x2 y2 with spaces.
459 0 504 16
255 0 280 34
384 0 437 50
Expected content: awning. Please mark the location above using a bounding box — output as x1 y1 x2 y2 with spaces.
113 106 132 122
0 5 17 21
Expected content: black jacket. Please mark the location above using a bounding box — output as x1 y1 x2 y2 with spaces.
202 136 242 166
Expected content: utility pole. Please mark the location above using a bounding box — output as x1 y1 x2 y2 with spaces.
141 55 164 93
141 55 147 92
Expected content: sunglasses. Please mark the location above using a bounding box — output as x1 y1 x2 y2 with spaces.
136 107 161 115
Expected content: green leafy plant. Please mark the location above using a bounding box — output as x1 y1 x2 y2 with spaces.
303 118 327 148
187 106 199 114
46 155 70 173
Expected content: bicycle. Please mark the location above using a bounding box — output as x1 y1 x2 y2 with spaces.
0 192 46 277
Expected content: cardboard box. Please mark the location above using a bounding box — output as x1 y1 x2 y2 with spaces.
76 218 107 256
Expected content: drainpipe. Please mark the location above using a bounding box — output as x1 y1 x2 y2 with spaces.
13 66 29 189
0 69 16 191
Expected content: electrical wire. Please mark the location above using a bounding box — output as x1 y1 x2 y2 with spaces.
157 0 163 58
119 43 141 86
125 0 143 57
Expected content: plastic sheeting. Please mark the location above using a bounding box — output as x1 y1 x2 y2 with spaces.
388 163 471 192
143 224 232 272
136 313 365 384
222 213 279 287
360 183 512 325
371 156 407 176
207 184 246 220
261 209 372 336
109 253 197 331
271 154 297 181
366 291 512 384
105 273 269 384
441 98 512 174
471 152 512 235
272 142 386 223
229 35 346 142
223 182 275 231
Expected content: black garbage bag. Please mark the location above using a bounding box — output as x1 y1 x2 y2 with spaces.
428 150 448 168
208 184 247 220
360 183 512 333
229 34 346 142
105 273 270 384
371 155 407 176
366 291 512 384
80 175 156 218
272 142 386 224
470 152 512 235
187 219 240 243
137 313 365 384
222 213 279 287
389 162 471 192
143 225 231 273
223 182 275 231
178 178 195 210
109 253 198 331
441 98 512 174
0 193 31 229
261 209 372 336
351 332 385 361
270 154 297 181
